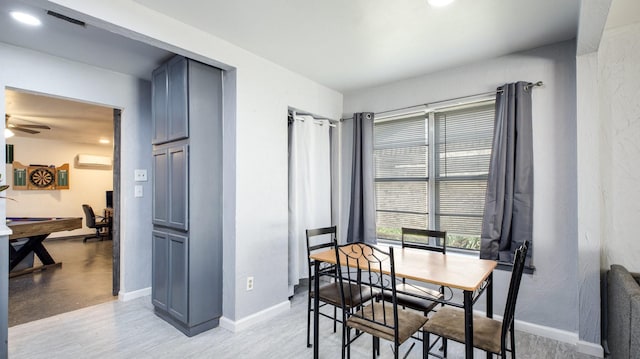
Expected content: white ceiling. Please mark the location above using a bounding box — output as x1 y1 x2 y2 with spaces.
606 0 640 30
5 89 114 145
135 0 581 92
1 0 638 144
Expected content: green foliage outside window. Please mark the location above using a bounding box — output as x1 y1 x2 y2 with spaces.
376 227 481 250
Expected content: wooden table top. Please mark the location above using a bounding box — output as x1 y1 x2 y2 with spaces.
310 244 497 292
7 217 82 240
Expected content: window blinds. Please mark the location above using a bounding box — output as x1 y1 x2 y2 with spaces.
374 115 428 239
434 103 494 237
373 101 495 246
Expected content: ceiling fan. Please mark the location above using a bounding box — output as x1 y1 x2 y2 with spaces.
5 114 51 134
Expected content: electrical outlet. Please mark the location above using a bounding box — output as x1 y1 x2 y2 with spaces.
134 169 148 182
246 276 254 291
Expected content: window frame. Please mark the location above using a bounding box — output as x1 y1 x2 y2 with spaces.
373 100 495 251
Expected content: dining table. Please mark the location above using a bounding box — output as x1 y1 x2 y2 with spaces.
309 243 498 359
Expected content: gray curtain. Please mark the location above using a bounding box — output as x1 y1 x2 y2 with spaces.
346 112 376 243
480 82 533 265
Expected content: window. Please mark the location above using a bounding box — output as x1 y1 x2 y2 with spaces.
373 101 495 250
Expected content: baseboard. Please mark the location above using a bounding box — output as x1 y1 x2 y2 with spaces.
118 287 151 302
577 340 605 358
483 312 603 358
514 319 604 358
220 300 290 332
512 318 579 345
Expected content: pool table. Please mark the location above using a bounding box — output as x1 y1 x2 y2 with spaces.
7 217 82 275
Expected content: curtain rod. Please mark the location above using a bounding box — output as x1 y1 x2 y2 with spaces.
341 81 543 121
288 108 337 127
288 107 339 123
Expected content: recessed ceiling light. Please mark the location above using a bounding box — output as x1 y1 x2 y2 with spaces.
428 0 455 7
99 138 110 144
10 11 42 26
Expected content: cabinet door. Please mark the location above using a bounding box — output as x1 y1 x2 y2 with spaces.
168 233 189 323
167 56 189 142
151 230 169 310
151 64 168 144
168 144 189 231
152 148 169 226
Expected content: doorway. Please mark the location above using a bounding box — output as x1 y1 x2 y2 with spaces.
5 88 119 326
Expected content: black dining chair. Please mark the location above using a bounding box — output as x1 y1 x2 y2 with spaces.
305 226 375 348
335 242 428 359
423 240 530 358
82 204 110 242
382 228 447 316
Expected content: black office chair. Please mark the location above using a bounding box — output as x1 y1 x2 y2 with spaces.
82 204 110 242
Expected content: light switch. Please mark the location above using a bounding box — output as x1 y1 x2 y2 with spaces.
134 169 148 182
134 185 143 198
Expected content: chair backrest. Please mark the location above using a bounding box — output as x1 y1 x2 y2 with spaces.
306 226 338 279
401 227 447 254
82 204 97 228
334 243 400 343
500 240 529 352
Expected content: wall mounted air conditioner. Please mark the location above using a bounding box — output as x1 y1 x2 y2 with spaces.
74 154 112 169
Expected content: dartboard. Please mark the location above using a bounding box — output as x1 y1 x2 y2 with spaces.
29 168 55 188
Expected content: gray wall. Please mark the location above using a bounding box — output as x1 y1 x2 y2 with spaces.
344 40 579 334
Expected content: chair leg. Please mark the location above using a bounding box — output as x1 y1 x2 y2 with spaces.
334 306 337 333
510 325 516 359
443 338 447 356
307 292 312 348
424 332 429 359
346 327 351 359
371 336 376 359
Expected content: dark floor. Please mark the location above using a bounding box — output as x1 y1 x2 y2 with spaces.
8 236 116 327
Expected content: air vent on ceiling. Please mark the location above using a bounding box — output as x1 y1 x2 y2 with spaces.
46 10 85 27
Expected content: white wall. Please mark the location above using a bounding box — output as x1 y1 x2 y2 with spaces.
599 22 640 271
0 41 153 295
344 40 579 336
5 136 113 238
42 0 343 324
576 51 603 349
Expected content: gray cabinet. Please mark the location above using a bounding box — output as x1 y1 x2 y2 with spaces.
152 143 189 231
168 232 188 322
151 230 168 310
151 55 223 337
152 230 189 324
152 56 189 144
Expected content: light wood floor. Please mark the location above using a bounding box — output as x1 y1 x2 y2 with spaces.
8 285 598 358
